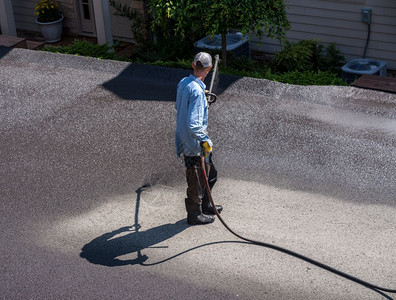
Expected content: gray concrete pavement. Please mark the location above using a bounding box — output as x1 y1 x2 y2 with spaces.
0 47 395 299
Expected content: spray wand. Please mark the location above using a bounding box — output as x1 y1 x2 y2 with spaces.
205 54 220 105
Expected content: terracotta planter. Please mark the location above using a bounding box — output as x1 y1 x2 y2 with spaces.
36 14 64 43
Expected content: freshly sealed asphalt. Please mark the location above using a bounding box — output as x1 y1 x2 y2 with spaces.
0 47 395 299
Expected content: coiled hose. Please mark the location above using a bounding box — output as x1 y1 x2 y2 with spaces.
200 156 396 295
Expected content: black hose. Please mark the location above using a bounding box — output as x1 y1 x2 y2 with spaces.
200 156 396 295
363 23 371 58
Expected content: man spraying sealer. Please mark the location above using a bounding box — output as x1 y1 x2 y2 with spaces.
175 52 223 225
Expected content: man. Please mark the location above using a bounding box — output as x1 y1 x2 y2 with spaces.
175 52 223 225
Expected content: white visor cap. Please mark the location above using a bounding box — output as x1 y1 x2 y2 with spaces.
194 52 212 68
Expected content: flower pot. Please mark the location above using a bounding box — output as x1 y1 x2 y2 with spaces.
36 14 64 43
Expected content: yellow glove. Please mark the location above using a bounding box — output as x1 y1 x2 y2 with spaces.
201 141 212 158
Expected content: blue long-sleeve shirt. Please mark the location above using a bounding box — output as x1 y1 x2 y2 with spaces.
175 74 212 158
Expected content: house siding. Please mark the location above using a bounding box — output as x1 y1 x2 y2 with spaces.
110 0 146 41
12 0 77 35
12 0 38 32
251 0 396 70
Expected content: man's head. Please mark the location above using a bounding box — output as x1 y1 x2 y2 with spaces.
192 52 212 79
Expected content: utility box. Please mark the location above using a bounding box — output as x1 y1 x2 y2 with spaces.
342 59 387 84
361 8 372 24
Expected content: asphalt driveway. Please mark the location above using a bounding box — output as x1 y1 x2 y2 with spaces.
1 47 395 299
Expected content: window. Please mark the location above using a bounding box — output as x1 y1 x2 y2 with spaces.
82 0 90 20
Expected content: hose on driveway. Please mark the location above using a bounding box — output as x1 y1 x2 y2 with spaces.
200 156 396 296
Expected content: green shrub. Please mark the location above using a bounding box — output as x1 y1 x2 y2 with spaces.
272 39 344 73
318 42 345 73
41 39 128 61
224 55 266 73
131 37 195 63
220 56 271 78
272 39 317 72
109 0 196 62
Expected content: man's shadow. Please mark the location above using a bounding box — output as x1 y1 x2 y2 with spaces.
80 219 188 266
80 184 189 266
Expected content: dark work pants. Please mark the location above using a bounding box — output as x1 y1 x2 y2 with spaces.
184 155 217 205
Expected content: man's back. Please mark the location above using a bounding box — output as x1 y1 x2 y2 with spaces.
175 74 210 158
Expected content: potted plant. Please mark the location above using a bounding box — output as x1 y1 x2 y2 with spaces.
35 0 64 43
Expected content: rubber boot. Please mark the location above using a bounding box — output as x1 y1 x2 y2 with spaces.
202 195 223 215
185 198 214 225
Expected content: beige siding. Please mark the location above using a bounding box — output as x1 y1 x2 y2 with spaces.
13 0 77 35
251 0 396 70
110 0 146 41
13 0 39 31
